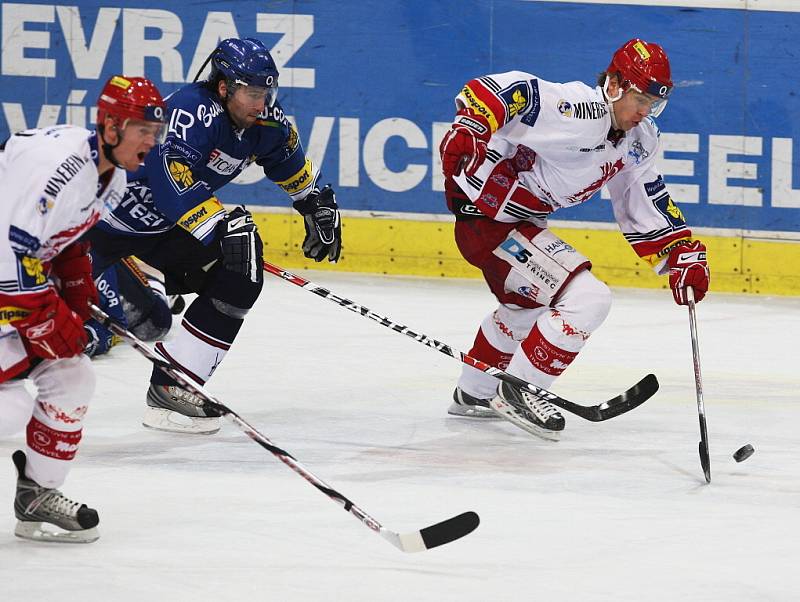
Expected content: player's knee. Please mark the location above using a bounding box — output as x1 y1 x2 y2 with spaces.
33 356 96 406
207 265 264 311
555 270 612 332
130 297 172 341
494 304 545 339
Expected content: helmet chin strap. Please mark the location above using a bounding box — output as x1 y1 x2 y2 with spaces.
603 75 622 130
99 125 125 169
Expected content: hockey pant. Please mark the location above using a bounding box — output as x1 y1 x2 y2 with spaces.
0 356 94 488
84 226 263 388
452 219 611 399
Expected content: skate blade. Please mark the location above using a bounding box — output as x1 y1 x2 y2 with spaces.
15 521 99 544
143 406 220 435
489 397 561 442
447 402 503 419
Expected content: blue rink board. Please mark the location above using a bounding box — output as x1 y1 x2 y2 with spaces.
1 1 798 231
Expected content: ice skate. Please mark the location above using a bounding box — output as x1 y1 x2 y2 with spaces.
144 383 221 435
490 381 565 441
12 450 99 544
448 387 502 419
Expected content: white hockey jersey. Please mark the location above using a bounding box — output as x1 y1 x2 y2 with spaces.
0 125 126 378
451 71 692 271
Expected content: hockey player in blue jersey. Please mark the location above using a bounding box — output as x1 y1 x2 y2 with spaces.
84 37 342 434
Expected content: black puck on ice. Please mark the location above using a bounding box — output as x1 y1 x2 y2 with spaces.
733 444 755 463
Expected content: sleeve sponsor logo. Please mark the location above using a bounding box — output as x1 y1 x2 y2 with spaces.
277 159 314 193
8 225 41 253
461 84 499 131
178 197 224 233
0 306 32 323
644 175 666 196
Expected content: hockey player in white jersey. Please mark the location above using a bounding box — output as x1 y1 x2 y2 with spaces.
0 75 167 542
439 39 710 440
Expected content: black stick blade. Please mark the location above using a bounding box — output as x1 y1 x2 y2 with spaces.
420 511 480 550
596 373 659 420
699 441 711 483
388 511 480 552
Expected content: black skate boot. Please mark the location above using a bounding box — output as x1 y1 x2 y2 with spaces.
448 388 502 419
12 450 99 543
144 383 221 435
489 381 565 441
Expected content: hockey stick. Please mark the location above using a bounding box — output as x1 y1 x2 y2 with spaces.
262 260 658 422
89 304 479 552
686 288 711 483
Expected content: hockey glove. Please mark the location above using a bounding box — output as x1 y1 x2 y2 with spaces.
667 240 709 305
439 108 492 179
50 241 98 322
14 290 88 359
293 185 342 263
218 206 263 283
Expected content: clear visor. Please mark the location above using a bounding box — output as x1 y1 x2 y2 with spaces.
232 81 279 107
122 119 169 145
629 86 669 118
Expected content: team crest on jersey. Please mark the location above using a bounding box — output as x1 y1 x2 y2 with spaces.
168 160 194 192
498 82 530 118
18 256 46 290
557 99 572 117
286 124 300 152
653 194 686 229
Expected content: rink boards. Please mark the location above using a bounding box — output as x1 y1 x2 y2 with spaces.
1 0 799 293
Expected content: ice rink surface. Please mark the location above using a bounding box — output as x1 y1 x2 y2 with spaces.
1 270 799 602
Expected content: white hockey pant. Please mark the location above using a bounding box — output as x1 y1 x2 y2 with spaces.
458 270 611 398
0 356 94 488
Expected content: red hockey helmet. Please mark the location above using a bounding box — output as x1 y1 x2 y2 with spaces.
96 75 168 142
607 39 673 116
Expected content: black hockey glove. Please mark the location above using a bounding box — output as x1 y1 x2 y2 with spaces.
217 206 263 282
292 185 342 263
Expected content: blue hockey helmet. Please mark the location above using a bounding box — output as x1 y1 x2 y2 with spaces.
209 38 279 106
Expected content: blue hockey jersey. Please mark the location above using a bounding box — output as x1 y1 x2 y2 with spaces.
97 82 317 245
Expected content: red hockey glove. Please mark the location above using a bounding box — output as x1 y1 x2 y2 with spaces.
15 290 88 360
667 240 709 305
51 241 98 321
439 108 492 179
